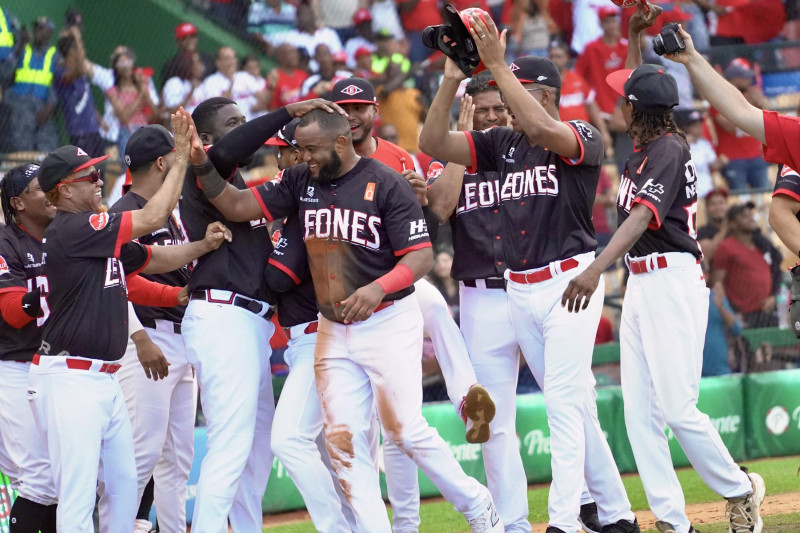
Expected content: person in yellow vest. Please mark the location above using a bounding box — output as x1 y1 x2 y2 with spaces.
6 17 58 153
0 4 21 153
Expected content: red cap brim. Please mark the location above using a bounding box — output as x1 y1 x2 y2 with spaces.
606 69 633 98
73 154 110 174
488 78 535 86
265 137 289 147
334 98 378 105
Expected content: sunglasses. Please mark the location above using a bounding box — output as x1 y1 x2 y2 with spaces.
65 170 102 185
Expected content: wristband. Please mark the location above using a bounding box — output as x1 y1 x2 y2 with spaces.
375 264 415 295
193 159 227 198
21 288 41 317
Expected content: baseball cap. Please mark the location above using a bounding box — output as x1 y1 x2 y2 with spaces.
727 201 756 221
175 22 198 40
598 6 621 19
332 51 348 64
376 28 394 40
723 58 755 81
124 125 175 171
330 77 377 105
704 187 729 201
39 146 110 193
1 163 40 198
265 118 301 150
354 46 372 60
489 56 561 88
606 64 679 113
353 8 372 25
674 108 703 128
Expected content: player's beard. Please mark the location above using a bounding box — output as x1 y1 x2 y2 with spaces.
315 149 343 185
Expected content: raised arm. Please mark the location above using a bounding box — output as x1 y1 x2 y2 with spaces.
664 26 765 143
769 195 800 256
142 222 232 274
626 3 663 69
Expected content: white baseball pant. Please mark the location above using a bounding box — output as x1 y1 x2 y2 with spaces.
507 252 635 532
28 356 137 533
271 324 352 533
98 320 196 533
315 295 489 532
182 293 275 533
384 277 479 533
0 360 56 505
620 253 751 533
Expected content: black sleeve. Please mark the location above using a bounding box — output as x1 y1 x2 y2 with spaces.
265 214 310 293
465 127 512 174
632 142 686 229
422 205 439 245
119 242 150 276
563 120 604 167
206 107 293 179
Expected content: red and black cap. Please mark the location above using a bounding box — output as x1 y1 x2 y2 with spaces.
330 77 377 105
265 118 301 150
39 146 110 193
606 64 679 113
490 56 561 88
125 125 175 171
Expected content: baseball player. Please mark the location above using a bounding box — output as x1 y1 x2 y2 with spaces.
425 71 603 533
30 111 230 532
99 125 198 533
419 14 638 533
192 108 504 533
562 63 765 533
180 96 342 531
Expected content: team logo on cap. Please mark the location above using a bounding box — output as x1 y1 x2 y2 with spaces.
89 212 110 231
536 76 548 82
0 255 8 276
340 85 364 96
124 155 131 166
427 161 444 180
509 63 520 72
76 147 88 157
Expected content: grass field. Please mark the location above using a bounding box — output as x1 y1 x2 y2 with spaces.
262 456 800 533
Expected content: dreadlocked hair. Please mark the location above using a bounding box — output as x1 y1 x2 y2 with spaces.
630 108 689 149
0 172 16 224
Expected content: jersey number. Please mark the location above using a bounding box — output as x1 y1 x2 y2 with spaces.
684 201 698 239
26 275 50 327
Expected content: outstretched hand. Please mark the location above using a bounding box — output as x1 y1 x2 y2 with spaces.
203 221 233 251
171 107 195 163
466 13 507 71
286 99 347 118
629 2 663 34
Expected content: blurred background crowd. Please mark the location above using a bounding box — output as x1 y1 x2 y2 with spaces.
0 0 798 402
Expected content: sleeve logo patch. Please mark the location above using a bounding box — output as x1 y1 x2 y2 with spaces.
427 161 444 180
0 255 8 275
364 182 376 201
89 212 110 231
781 164 800 178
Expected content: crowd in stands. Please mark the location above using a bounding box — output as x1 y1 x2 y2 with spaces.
0 0 798 397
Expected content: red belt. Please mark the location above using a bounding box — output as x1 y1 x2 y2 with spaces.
374 301 394 313
507 258 579 284
32 354 121 374
628 255 668 275
284 321 319 340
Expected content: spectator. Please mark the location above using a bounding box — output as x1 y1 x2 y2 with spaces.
370 30 411 86
103 47 160 161
344 8 377 69
318 0 361 44
6 17 58 153
675 108 728 199
697 188 729 264
570 0 609 53
378 122 399 145
397 0 442 63
352 46 375 79
247 0 297 54
703 279 739 377
0 6 21 152
376 57 424 153
161 22 214 85
711 59 769 191
270 2 343 58
428 249 459 321
199 46 268 120
510 0 551 58
162 50 206 115
712 203 781 328
548 39 613 153
370 0 405 40
575 6 627 117
300 44 351 98
52 27 104 157
265 43 308 109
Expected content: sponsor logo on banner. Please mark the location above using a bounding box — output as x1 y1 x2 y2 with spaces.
766 405 790 435
89 212 109 231
667 414 741 440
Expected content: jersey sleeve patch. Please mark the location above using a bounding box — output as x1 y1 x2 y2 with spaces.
89 212 110 231
0 255 9 276
426 161 445 182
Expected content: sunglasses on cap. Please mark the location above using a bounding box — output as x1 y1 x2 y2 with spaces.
64 170 102 185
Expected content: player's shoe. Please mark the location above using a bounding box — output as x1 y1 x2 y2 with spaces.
133 519 153 533
655 522 699 533
725 470 765 533
462 384 496 444
466 488 503 532
579 502 602 533
600 518 640 533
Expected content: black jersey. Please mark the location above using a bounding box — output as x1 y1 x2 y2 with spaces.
181 166 276 303
0 224 46 361
617 134 702 259
774 164 800 223
426 161 505 280
267 213 318 328
110 193 189 324
252 157 431 323
40 211 150 361
466 121 603 270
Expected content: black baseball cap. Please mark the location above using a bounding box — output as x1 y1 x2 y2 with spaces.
727 201 756 221
265 118 301 149
125 125 175 171
674 108 703 128
489 56 561 88
330 77 377 105
39 146 110 193
606 64 679 113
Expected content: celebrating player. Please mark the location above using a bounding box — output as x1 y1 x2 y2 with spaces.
560 61 765 533
192 108 503 532
30 109 231 532
419 12 638 533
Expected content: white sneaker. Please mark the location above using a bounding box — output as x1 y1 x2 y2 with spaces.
726 471 765 533
466 489 504 533
133 519 152 533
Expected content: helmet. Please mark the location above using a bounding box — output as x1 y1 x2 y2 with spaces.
421 4 496 77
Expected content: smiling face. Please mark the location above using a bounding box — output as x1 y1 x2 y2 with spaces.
294 122 345 184
11 177 57 225
57 167 104 213
340 103 377 146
